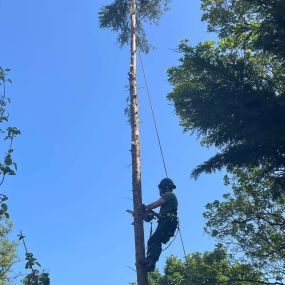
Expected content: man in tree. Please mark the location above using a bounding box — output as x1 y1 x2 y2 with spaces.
142 178 178 272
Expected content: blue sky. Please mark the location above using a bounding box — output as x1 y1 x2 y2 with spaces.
1 1 227 284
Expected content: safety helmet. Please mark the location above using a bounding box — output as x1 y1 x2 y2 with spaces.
158 178 176 192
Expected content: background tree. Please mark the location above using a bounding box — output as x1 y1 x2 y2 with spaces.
167 0 285 188
204 168 285 284
0 220 16 285
167 0 285 282
0 68 20 285
0 70 50 285
201 0 285 61
146 245 264 285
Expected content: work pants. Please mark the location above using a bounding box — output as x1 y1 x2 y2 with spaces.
147 216 178 264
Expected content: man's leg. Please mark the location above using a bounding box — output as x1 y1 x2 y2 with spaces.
147 234 162 262
144 228 163 272
143 218 178 272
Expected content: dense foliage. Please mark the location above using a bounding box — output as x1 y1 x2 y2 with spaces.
167 0 285 185
99 0 170 52
22 271 50 285
201 0 285 60
146 245 263 285
167 0 285 283
0 220 16 285
204 168 285 283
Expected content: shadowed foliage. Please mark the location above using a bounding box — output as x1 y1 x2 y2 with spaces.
204 168 285 283
167 0 285 187
146 245 264 285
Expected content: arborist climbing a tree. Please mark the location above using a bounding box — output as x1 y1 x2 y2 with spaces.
141 178 178 272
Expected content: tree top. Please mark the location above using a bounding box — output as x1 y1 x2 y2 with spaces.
99 0 170 53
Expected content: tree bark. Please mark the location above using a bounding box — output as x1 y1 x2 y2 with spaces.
129 1 148 285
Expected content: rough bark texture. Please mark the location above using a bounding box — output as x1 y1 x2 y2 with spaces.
129 1 148 284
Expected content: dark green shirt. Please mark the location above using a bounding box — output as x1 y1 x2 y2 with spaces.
159 191 178 216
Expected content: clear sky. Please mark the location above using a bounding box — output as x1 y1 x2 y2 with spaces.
1 1 227 284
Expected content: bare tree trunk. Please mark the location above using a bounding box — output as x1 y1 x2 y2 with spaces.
129 1 148 284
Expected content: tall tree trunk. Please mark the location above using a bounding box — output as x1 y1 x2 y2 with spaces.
129 1 148 284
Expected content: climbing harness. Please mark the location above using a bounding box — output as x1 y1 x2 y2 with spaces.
144 211 183 254
161 225 179 252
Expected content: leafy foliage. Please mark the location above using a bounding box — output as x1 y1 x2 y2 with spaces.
204 168 285 283
18 233 50 285
0 68 20 284
0 195 9 220
146 245 263 285
167 1 285 184
168 2 285 282
201 0 285 60
99 0 170 52
0 68 20 186
22 271 50 285
0 220 17 284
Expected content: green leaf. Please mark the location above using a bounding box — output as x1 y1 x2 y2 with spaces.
0 195 8 202
0 116 8 122
1 203 8 211
5 154 12 166
3 166 16 175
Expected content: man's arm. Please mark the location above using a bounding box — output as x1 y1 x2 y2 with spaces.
145 198 165 210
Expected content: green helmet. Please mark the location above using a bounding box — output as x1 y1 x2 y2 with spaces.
158 178 176 192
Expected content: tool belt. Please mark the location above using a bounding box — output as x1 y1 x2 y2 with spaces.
160 213 177 219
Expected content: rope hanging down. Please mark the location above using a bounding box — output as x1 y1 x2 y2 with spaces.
138 50 168 178
138 52 189 261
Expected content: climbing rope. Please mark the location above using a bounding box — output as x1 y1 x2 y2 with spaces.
177 222 192 285
177 222 187 260
138 52 189 259
138 49 168 178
